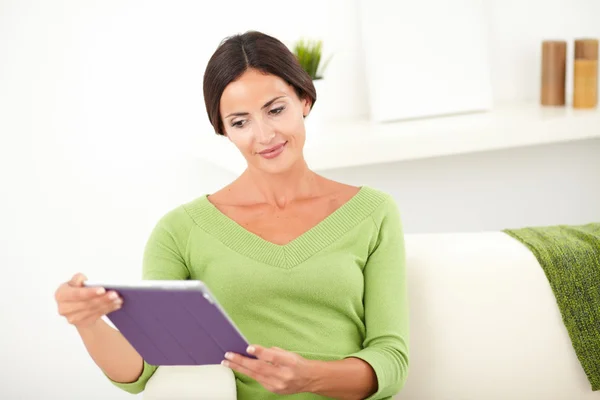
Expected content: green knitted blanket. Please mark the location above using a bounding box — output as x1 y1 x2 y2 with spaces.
503 223 600 391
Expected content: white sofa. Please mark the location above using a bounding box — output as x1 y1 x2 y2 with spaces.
142 231 599 400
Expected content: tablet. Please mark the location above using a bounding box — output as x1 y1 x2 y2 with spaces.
83 279 256 366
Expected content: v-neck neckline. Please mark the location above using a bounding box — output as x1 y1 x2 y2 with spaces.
185 185 386 269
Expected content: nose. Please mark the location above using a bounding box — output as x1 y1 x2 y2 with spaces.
255 119 275 144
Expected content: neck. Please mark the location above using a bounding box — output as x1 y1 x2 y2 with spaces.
240 159 322 208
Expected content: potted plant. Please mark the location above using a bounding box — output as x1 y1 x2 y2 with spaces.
293 39 332 133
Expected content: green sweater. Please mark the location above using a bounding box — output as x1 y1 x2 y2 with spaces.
108 186 409 399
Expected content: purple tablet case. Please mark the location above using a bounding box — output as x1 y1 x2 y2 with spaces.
102 285 255 366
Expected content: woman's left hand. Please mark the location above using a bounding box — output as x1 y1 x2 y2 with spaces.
222 344 316 395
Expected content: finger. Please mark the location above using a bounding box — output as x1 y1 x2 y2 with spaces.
86 290 122 316
97 291 123 313
55 279 103 303
250 345 297 367
59 291 122 315
64 286 107 302
225 352 278 377
59 300 89 315
222 359 270 384
63 295 122 324
69 273 88 287
224 360 289 395
270 346 291 359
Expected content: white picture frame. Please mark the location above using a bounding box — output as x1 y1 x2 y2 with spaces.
358 0 493 122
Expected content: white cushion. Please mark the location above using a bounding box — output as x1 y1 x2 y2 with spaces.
144 365 236 400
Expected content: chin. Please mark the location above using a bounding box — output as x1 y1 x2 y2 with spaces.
250 154 298 174
255 161 293 175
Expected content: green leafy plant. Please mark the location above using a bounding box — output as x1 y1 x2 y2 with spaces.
293 39 332 80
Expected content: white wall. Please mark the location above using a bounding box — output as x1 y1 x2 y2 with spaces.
1 0 599 399
325 139 600 234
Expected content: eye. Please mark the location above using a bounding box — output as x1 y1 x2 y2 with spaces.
269 106 285 115
231 120 246 128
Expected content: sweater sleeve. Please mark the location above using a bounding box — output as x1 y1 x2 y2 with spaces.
344 196 410 399
107 206 193 394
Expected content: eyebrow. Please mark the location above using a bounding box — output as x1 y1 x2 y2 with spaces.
223 96 286 119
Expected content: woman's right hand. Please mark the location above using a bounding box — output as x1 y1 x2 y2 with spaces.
55 273 123 329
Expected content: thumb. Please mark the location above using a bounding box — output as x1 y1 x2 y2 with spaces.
69 273 88 287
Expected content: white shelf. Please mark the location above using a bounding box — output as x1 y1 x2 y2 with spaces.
198 103 600 175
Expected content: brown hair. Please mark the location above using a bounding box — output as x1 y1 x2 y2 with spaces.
203 31 316 136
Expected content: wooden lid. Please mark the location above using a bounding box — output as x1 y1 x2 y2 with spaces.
542 41 567 61
542 40 567 47
574 38 599 60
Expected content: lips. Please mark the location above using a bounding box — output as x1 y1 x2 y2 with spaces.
259 142 286 155
257 141 287 159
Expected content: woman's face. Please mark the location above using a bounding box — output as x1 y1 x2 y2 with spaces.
219 68 311 174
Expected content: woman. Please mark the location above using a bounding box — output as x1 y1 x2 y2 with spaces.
54 31 409 400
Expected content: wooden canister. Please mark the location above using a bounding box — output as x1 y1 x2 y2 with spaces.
541 41 567 106
573 38 599 109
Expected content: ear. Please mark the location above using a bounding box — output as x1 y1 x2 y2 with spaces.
302 97 312 118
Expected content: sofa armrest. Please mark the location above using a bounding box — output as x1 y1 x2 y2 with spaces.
398 231 596 400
